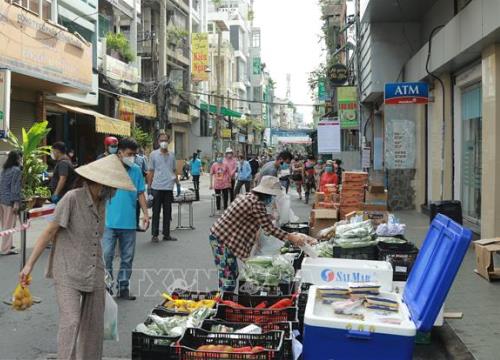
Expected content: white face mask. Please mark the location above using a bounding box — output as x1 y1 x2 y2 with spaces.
160 141 168 149
50 152 56 161
122 156 135 167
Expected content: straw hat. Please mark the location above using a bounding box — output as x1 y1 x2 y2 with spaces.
75 154 136 191
225 147 233 153
326 160 334 165
253 176 283 196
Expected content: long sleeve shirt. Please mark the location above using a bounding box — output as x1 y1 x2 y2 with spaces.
210 192 289 259
237 161 252 181
0 166 22 206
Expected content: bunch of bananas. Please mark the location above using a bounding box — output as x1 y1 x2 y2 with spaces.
161 293 217 313
12 276 33 311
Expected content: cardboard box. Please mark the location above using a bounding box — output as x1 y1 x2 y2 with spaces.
342 171 369 183
310 220 337 238
364 203 388 212
311 208 338 221
341 181 367 190
368 185 386 194
474 238 500 281
365 190 388 205
315 192 326 205
340 198 363 207
340 206 362 219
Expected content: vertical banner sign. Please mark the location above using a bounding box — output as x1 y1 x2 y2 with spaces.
318 117 341 153
318 80 328 101
0 69 11 139
337 86 358 129
191 33 209 81
252 57 261 75
385 117 416 169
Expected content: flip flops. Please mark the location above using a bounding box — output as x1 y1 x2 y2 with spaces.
1 249 19 255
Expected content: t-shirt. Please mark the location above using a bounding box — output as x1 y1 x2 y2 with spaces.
224 157 238 178
259 161 279 178
211 162 231 190
249 159 260 176
319 172 338 193
149 149 177 190
106 164 145 229
49 156 76 197
190 158 202 176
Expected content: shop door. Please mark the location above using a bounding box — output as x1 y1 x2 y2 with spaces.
461 85 482 224
174 132 185 160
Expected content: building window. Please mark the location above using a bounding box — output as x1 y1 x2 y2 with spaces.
42 0 51 20
98 14 111 38
208 23 214 33
252 31 260 48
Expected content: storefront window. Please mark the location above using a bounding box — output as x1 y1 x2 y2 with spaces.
461 84 482 222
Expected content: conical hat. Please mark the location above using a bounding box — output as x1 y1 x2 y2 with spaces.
75 154 136 191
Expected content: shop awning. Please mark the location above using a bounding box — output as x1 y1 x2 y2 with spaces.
57 104 131 136
200 102 242 118
118 95 157 118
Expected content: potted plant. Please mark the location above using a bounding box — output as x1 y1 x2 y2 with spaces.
105 32 135 63
7 121 52 209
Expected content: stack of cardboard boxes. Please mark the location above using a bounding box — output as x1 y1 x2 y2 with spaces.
310 208 338 238
339 172 368 219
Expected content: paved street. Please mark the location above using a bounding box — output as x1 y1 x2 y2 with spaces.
0 175 495 359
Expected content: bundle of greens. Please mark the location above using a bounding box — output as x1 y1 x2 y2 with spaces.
241 255 295 286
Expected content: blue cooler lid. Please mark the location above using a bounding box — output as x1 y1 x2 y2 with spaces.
403 214 472 332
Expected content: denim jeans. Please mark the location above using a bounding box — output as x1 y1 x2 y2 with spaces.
102 228 136 291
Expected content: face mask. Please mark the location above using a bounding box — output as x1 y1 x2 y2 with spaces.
216 157 223 163
325 166 333 173
263 195 273 206
317 160 324 165
50 152 57 161
122 156 135 167
99 186 116 201
160 141 168 149
281 163 289 170
108 146 118 154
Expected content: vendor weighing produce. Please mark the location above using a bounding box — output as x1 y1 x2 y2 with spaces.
209 175 307 291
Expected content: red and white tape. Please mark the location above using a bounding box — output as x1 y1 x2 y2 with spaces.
0 221 31 238
0 205 56 238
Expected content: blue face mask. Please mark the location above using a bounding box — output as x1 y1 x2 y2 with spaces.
280 163 289 170
263 195 273 205
109 146 118 154
216 157 223 163
325 166 334 173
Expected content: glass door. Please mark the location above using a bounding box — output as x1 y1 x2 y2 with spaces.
461 84 482 223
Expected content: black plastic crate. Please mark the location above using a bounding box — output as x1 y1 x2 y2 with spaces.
216 304 298 325
201 320 293 359
222 292 298 308
176 328 285 360
378 243 419 281
158 289 219 314
430 200 462 225
238 280 293 296
132 311 189 360
332 244 378 260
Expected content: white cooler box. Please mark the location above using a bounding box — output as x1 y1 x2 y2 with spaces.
301 257 393 291
302 214 473 360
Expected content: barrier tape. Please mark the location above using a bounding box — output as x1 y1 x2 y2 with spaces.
0 205 55 238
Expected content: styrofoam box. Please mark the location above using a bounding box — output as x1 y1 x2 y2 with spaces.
301 257 394 291
303 285 416 360
393 281 444 327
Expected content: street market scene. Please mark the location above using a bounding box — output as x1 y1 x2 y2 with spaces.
1 0 500 359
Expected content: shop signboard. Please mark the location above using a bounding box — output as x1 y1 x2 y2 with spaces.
119 96 157 118
191 33 209 81
103 55 140 90
318 117 341 154
329 64 348 86
221 128 232 138
337 86 358 129
238 134 246 143
0 69 10 139
0 3 92 90
384 82 429 105
252 57 261 75
318 80 329 101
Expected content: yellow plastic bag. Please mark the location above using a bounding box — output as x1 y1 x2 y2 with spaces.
12 276 33 311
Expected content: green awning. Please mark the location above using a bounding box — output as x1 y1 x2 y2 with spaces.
200 102 242 118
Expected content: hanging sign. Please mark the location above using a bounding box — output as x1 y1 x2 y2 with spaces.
384 82 429 105
191 33 209 81
329 64 348 85
0 69 11 139
221 128 232 138
318 117 341 154
337 86 358 129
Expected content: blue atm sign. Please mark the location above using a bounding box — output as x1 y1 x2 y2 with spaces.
384 82 429 105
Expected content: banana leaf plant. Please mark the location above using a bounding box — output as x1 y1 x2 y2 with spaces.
7 121 52 202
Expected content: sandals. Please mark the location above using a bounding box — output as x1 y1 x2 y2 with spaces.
1 249 19 255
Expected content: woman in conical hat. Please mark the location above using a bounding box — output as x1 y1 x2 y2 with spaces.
20 155 135 360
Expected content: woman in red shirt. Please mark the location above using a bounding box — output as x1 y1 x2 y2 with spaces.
319 160 338 193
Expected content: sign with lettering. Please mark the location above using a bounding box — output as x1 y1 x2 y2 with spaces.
318 117 341 154
191 33 209 81
385 118 416 169
337 86 358 129
329 63 348 85
384 82 429 105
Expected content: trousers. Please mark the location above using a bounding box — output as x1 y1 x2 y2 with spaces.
151 189 173 237
55 285 105 360
102 228 136 291
0 204 16 253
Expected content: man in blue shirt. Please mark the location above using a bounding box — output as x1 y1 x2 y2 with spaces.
234 155 252 195
190 152 202 201
103 138 150 300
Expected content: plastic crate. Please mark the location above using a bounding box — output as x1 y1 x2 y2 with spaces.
378 242 419 281
222 292 298 308
132 310 189 360
177 328 285 360
158 289 219 314
332 243 378 260
201 320 293 359
238 280 293 296
216 304 298 324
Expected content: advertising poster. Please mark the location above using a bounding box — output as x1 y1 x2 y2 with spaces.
337 86 358 129
318 117 341 154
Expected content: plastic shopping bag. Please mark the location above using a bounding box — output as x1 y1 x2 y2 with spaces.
275 194 299 225
253 231 284 256
11 277 33 311
103 290 119 341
